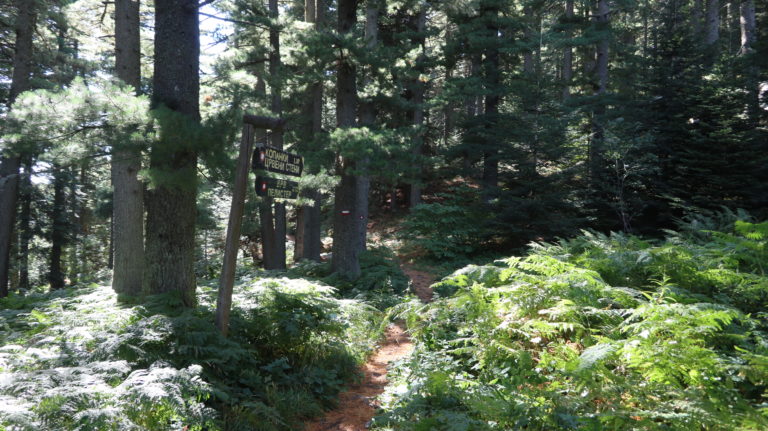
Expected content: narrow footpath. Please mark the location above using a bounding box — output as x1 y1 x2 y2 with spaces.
304 323 413 431
303 264 435 431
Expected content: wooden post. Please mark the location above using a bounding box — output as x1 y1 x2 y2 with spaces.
243 114 286 130
216 115 285 336
215 123 255 336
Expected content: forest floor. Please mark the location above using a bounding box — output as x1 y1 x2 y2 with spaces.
400 263 435 303
303 258 436 430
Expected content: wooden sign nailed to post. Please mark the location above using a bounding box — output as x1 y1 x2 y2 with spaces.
255 176 300 199
253 145 303 177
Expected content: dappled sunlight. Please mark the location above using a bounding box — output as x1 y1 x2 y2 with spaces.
0 275 383 430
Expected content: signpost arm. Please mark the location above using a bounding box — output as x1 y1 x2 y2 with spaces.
243 114 286 130
215 123 255 336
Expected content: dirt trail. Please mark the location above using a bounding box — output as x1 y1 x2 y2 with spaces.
303 323 413 431
400 263 436 303
303 263 436 431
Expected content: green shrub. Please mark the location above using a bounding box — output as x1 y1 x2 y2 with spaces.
400 188 492 262
289 246 409 309
0 276 383 431
375 222 768 431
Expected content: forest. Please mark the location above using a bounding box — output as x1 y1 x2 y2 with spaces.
0 0 766 430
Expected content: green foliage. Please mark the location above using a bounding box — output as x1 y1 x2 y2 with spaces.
373 222 768 430
401 188 492 263
0 276 383 430
5 77 149 161
289 246 409 310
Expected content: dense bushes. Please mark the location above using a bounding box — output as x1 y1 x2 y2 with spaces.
400 188 493 263
373 221 768 430
289 246 409 309
0 277 383 430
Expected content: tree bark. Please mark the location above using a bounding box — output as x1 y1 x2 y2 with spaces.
49 166 67 291
407 8 427 209
481 1 500 196
562 0 574 100
0 156 21 297
304 0 316 23
443 40 455 150
331 0 362 278
0 0 36 297
739 0 755 55
8 0 35 104
705 0 720 46
250 62 277 269
261 0 286 270
728 1 739 53
523 4 535 76
463 54 482 175
0 0 37 298
590 0 609 187
68 169 79 286
295 0 324 263
17 157 32 291
145 0 200 307
352 0 378 247
112 0 144 297
215 124 255 337
739 0 759 121
522 4 540 179
693 0 705 35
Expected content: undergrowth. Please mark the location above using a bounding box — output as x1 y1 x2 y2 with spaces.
399 188 493 265
373 219 768 430
0 275 384 430
289 246 409 310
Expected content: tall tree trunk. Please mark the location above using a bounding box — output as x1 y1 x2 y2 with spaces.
261 0 287 270
331 0 362 278
590 0 609 187
49 166 67 291
442 24 455 150
562 0 574 100
728 1 739 53
112 0 144 297
250 61 276 268
68 169 79 286
481 1 500 196
738 0 755 55
693 0 705 35
522 4 539 179
145 0 200 307
17 157 32 291
523 4 535 76
407 8 427 209
463 55 482 175
739 0 758 121
295 0 324 263
0 158 21 297
77 167 90 279
352 0 378 248
705 0 720 47
0 0 36 297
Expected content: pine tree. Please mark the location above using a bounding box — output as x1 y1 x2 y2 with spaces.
111 0 144 298
144 0 200 306
331 0 364 278
0 0 36 297
294 0 324 263
259 0 287 270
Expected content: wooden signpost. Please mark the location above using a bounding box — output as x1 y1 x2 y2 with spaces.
215 114 304 337
255 176 300 199
253 145 303 177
